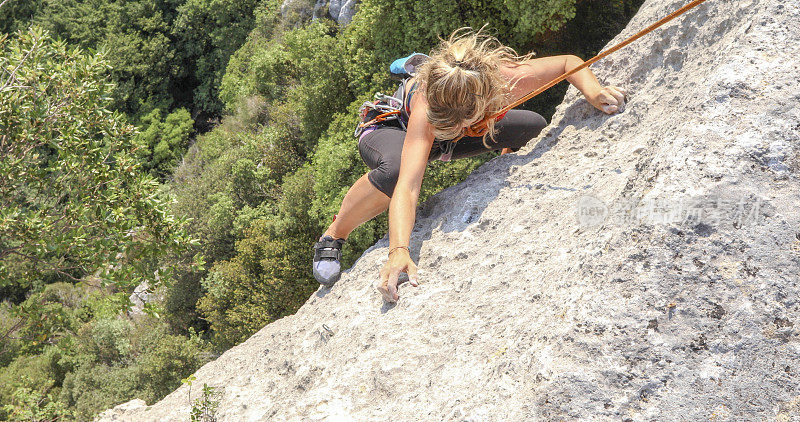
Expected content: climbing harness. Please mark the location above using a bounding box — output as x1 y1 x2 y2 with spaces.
460 0 713 142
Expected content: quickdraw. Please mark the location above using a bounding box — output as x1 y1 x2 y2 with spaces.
353 92 406 138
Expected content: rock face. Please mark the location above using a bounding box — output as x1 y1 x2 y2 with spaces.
97 0 800 420
280 0 358 25
128 280 158 315
324 0 357 25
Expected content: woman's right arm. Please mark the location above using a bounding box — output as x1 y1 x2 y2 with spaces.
377 94 435 302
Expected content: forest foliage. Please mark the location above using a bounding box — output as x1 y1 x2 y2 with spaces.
0 0 643 419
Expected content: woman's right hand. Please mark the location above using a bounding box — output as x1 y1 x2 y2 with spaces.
587 85 627 114
377 249 419 302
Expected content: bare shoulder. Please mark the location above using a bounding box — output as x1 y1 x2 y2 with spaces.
498 55 572 75
498 56 573 103
407 77 428 106
405 85 435 148
407 80 430 127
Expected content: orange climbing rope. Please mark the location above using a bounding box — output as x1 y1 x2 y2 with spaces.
466 0 713 152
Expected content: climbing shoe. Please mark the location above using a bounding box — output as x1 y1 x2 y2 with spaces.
313 235 346 287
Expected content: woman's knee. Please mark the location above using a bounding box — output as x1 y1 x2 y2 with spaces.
496 110 547 149
529 112 547 132
368 160 401 197
507 110 547 132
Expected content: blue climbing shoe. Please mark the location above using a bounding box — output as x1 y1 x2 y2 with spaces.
313 235 346 287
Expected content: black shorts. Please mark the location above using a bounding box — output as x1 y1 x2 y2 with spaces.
357 109 547 197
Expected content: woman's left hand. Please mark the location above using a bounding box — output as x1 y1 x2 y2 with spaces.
588 85 627 114
377 249 419 303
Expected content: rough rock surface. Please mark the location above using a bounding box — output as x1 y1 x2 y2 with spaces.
281 0 358 25
127 281 159 315
97 0 800 420
323 0 357 25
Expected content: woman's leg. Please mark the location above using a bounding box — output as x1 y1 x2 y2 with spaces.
323 172 390 240
319 108 537 241
448 110 547 160
321 125 408 240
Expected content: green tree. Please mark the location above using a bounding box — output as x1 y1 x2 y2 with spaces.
0 0 45 34
2 0 262 120
0 27 199 306
197 166 317 349
220 20 352 156
0 280 214 420
0 343 77 421
30 0 180 116
55 318 211 420
134 107 195 180
2 385 74 421
172 0 263 117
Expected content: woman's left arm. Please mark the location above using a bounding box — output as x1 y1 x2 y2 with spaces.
500 55 627 114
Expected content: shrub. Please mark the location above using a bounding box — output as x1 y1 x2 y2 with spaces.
0 28 199 301
197 167 318 349
134 108 195 181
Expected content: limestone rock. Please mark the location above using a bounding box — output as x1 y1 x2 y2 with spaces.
127 280 157 316
281 0 358 25
325 0 357 25
96 0 800 420
95 399 147 420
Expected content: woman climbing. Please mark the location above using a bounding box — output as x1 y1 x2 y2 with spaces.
313 27 626 302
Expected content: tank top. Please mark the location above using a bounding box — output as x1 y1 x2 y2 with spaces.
392 77 419 128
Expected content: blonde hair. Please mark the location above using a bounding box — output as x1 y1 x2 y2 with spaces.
416 27 534 148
